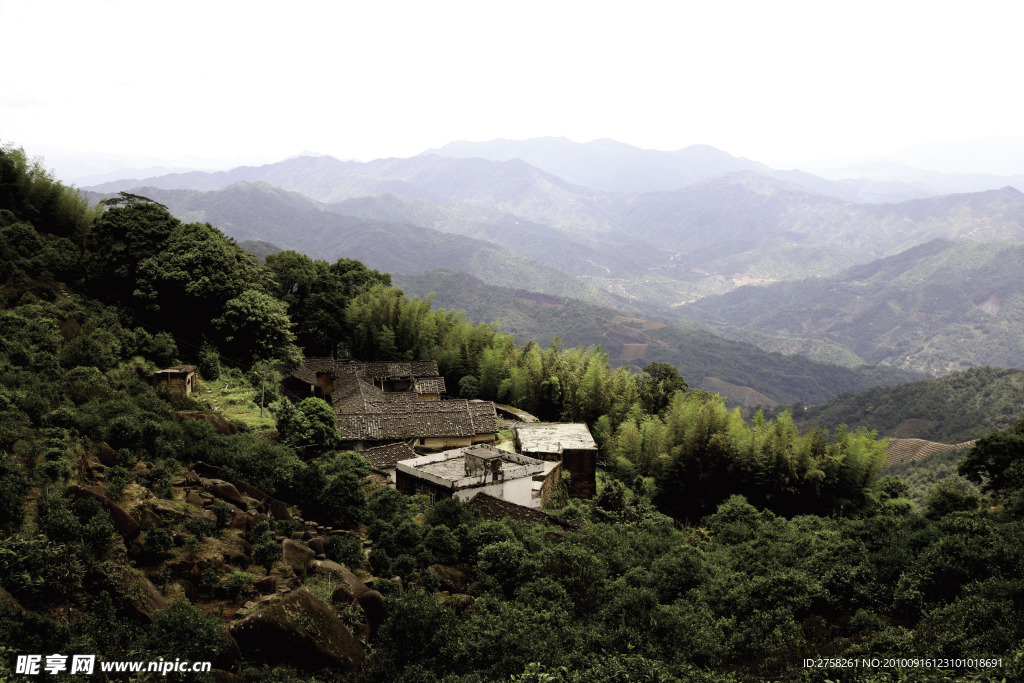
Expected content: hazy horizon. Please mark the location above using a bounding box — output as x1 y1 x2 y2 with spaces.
6 0 1024 182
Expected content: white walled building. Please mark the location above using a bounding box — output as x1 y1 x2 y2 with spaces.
395 445 547 508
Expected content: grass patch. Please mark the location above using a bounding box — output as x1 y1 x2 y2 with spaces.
192 377 278 433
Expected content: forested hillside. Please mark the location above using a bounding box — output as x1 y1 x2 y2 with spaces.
791 366 1024 443
394 269 923 406
685 239 1024 375
5 144 1024 681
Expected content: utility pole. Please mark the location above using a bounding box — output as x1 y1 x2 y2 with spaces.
255 371 265 417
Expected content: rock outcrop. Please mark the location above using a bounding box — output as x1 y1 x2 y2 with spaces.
229 588 364 673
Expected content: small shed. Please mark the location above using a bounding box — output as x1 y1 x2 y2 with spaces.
152 365 197 396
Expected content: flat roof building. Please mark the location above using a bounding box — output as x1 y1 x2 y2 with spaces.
514 422 598 499
396 445 546 508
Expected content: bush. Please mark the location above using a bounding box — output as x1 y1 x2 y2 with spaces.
211 500 231 531
182 517 215 539
0 453 29 534
224 570 253 602
252 539 279 572
371 548 393 577
105 466 131 501
146 599 232 661
324 534 365 569
143 528 174 559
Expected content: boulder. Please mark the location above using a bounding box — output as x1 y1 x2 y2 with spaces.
185 470 203 486
316 561 388 634
209 482 247 508
193 461 228 477
137 508 163 531
356 590 387 633
268 498 291 520
282 539 314 577
109 572 167 623
65 484 140 541
229 509 252 531
97 442 119 466
428 564 471 594
226 535 253 555
150 501 187 520
177 578 201 602
306 536 325 556
234 480 270 503
204 537 250 567
229 587 364 673
176 412 239 435
0 586 27 618
254 575 278 595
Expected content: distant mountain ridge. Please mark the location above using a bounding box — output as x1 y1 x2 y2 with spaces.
84 182 629 310
683 239 1024 375
86 151 1024 313
393 268 923 407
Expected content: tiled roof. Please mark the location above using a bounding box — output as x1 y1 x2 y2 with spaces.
359 442 418 471
414 377 447 394
467 492 584 530
338 360 441 380
468 401 498 433
290 357 338 385
337 402 479 439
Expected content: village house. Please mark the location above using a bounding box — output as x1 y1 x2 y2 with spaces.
358 441 419 483
287 359 498 451
395 445 546 507
152 365 197 396
513 422 598 498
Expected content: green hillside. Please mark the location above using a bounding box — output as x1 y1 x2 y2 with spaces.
794 366 1024 443
394 269 923 406
682 239 1024 375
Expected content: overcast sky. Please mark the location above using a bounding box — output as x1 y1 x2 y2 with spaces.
4 0 1023 180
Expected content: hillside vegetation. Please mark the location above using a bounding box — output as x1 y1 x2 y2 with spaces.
394 269 923 406
686 239 1024 375
790 366 1024 443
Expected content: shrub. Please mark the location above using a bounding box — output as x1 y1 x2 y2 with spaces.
0 453 29 534
211 500 231 531
252 539 279 572
146 599 232 661
324 534 365 569
224 570 253 602
182 517 215 539
142 528 174 559
105 466 131 501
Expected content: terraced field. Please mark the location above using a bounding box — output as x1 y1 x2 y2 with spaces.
885 437 976 466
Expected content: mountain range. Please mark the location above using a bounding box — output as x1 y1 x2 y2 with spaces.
82 136 1024 390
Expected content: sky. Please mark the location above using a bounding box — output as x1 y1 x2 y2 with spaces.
4 0 1024 181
